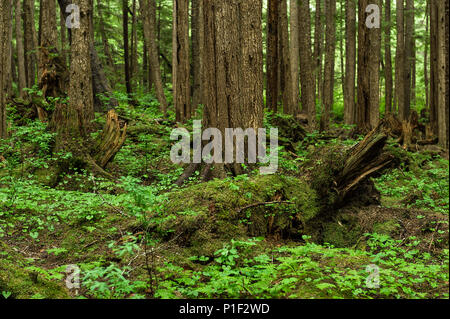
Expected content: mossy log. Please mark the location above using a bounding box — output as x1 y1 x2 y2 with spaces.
147 123 399 255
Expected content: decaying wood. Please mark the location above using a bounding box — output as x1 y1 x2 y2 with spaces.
384 111 435 151
335 122 393 200
93 109 127 168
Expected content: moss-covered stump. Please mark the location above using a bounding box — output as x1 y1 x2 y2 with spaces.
150 175 319 256
0 241 69 299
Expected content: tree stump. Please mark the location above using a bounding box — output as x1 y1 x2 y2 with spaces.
93 109 127 168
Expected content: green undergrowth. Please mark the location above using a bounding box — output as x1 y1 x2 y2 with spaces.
0 101 448 299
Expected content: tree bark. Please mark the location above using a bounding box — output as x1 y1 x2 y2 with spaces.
344 0 356 124
313 0 323 105
384 0 393 115
122 0 132 99
404 0 414 118
395 0 406 120
357 0 381 132
140 0 168 115
191 0 204 113
0 0 12 138
267 0 279 112
321 0 336 131
298 0 316 129
278 0 293 115
429 0 438 136
436 0 448 148
200 0 263 178
23 0 38 89
39 0 67 100
289 0 299 116
172 0 191 122
15 0 27 97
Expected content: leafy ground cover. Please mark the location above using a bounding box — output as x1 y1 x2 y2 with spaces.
0 100 448 299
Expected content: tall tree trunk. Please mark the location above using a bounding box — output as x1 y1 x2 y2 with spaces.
130 0 138 91
38 0 67 101
313 0 323 105
344 0 356 124
384 0 393 115
140 0 168 115
266 0 279 112
122 0 132 99
191 0 204 113
395 0 406 120
201 0 263 176
429 0 438 136
172 0 190 122
369 0 381 128
424 0 429 110
52 0 94 148
403 0 414 118
298 0 316 128
436 0 448 148
321 0 336 131
57 0 118 112
15 0 27 97
97 0 116 72
289 0 299 116
59 3 67 67
23 0 37 89
0 0 12 138
357 0 381 132
278 0 292 115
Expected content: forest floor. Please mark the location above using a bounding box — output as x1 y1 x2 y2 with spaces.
0 96 448 299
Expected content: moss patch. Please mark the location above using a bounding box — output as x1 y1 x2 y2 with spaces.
152 174 320 256
0 241 69 299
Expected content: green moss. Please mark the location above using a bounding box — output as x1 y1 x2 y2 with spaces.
372 220 401 236
321 216 362 248
33 166 60 187
155 174 320 255
0 242 69 299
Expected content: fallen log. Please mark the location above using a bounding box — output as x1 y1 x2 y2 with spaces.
145 122 398 255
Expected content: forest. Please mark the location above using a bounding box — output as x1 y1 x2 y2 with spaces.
0 0 448 300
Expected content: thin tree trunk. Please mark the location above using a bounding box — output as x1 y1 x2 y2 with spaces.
404 0 414 118
130 0 138 91
436 0 448 148
97 0 116 72
424 0 429 110
396 0 406 120
321 0 336 131
384 0 393 115
172 0 190 122
298 0 316 128
279 0 292 115
191 0 204 113
122 0 132 99
23 0 38 89
140 0 168 115
429 0 438 136
289 0 299 116
369 0 381 128
0 0 12 138
267 0 279 112
313 0 323 105
344 0 356 124
15 0 26 97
